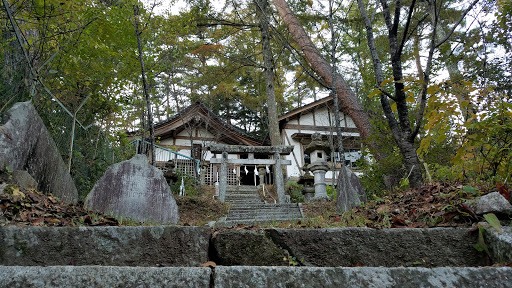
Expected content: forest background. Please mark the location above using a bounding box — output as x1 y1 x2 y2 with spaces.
0 0 510 201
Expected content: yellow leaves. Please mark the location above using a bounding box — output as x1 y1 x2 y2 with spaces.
368 89 381 98
417 137 431 157
463 152 475 160
391 102 397 112
12 188 26 202
190 44 224 56
381 77 394 86
319 23 329 32
426 85 438 95
5 186 26 202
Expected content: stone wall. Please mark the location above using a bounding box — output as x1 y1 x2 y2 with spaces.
0 226 491 267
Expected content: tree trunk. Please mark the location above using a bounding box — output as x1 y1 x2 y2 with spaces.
355 0 424 187
134 5 155 165
272 0 380 159
255 0 286 203
397 136 424 188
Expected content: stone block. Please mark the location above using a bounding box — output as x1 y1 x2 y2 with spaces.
212 229 289 266
212 228 485 267
0 266 211 288
214 266 512 288
337 166 366 212
485 225 512 264
0 226 210 267
85 154 179 224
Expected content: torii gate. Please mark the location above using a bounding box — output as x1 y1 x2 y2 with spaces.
207 144 294 203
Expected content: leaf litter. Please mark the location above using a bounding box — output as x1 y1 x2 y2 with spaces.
1 178 507 229
0 185 119 227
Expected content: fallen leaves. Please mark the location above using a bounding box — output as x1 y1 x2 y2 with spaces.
353 182 483 229
497 183 510 202
298 182 487 230
0 185 119 227
200 261 217 268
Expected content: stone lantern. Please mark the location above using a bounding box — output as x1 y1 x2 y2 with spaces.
304 133 331 201
257 165 267 186
298 166 315 202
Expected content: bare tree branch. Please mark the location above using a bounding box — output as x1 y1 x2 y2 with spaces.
434 0 479 48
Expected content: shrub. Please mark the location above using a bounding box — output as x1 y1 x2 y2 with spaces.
286 181 304 203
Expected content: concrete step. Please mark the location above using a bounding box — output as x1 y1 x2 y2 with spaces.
225 216 303 222
225 199 263 204
228 209 301 214
225 203 303 222
225 215 302 221
1 266 511 288
227 209 302 215
226 185 260 193
225 194 261 199
227 203 303 208
225 189 260 194
227 210 302 216
226 208 302 213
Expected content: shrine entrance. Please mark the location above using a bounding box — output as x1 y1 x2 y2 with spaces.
207 144 293 203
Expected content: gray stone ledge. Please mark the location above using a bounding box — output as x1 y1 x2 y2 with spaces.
0 226 495 268
0 266 211 288
2 266 510 288
212 227 486 267
0 226 210 267
485 225 512 264
214 266 512 288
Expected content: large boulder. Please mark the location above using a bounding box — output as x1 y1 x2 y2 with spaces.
336 166 367 212
0 102 78 203
85 154 179 224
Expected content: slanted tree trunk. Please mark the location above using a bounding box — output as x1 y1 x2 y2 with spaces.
272 0 380 160
133 5 155 165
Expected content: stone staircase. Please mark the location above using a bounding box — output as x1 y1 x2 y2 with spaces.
222 185 303 224
1 226 511 287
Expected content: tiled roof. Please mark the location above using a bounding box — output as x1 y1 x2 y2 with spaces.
154 101 263 146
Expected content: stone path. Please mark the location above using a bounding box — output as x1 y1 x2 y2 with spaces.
220 185 303 225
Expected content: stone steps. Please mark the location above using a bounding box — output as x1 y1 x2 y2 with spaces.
1 226 511 287
223 185 303 223
224 204 303 223
2 266 511 288
224 194 262 200
226 185 259 191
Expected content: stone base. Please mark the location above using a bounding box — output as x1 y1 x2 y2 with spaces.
303 192 314 202
310 195 332 202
